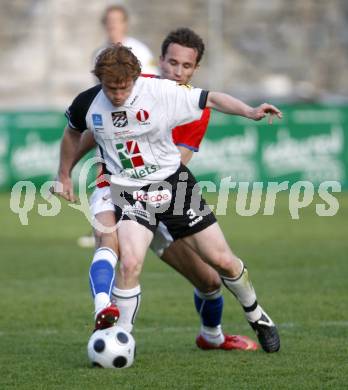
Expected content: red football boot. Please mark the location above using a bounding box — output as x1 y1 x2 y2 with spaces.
94 304 120 331
196 334 259 351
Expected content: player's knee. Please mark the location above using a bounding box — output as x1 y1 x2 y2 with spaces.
119 255 142 282
209 273 222 291
94 231 118 254
198 275 221 294
212 251 240 277
93 228 104 247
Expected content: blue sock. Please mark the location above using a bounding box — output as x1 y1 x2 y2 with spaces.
194 289 223 327
89 247 117 299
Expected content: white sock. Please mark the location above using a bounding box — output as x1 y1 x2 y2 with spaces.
111 285 141 333
201 324 224 345
94 292 110 318
221 259 262 322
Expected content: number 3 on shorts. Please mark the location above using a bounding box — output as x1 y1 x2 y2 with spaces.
187 208 197 220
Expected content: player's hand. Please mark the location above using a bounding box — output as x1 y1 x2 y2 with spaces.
49 175 77 203
249 103 282 124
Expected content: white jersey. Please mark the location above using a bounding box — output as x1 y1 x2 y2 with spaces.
66 76 208 187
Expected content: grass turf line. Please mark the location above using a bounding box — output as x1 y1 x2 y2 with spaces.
0 192 347 389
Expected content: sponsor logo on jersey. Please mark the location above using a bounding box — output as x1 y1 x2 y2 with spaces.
112 111 128 128
130 95 139 106
132 189 172 207
188 215 203 227
122 201 150 221
113 130 133 137
116 141 144 168
115 140 160 179
136 109 150 124
92 113 103 127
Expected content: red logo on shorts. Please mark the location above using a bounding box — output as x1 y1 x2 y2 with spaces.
136 109 149 122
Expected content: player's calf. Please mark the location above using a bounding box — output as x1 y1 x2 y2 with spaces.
89 247 118 317
194 288 224 345
111 285 142 333
220 260 280 353
93 210 119 253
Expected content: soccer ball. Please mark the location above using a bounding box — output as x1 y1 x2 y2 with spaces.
87 326 136 368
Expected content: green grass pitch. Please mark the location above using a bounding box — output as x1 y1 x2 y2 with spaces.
0 192 347 389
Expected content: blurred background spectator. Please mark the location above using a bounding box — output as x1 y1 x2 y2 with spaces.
1 1 347 193
0 0 347 108
95 4 157 74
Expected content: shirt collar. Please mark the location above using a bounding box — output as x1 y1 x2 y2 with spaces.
123 78 141 107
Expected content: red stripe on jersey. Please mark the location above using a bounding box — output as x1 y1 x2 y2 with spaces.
172 108 211 151
140 74 160 79
96 171 110 188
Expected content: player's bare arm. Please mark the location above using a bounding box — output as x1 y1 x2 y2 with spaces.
206 92 282 124
75 130 97 163
54 126 82 202
177 146 194 165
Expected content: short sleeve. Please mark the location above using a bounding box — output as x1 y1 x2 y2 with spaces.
65 85 102 132
159 79 208 130
172 108 211 151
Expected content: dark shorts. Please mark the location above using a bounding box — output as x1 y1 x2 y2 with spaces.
111 165 216 240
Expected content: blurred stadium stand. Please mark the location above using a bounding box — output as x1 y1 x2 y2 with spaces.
1 1 348 191
1 0 348 109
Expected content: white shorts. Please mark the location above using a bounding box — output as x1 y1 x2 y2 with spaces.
89 187 174 257
89 186 114 217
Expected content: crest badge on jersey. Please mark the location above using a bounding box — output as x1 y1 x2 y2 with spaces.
136 109 150 125
92 113 104 132
92 113 103 127
112 111 128 128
